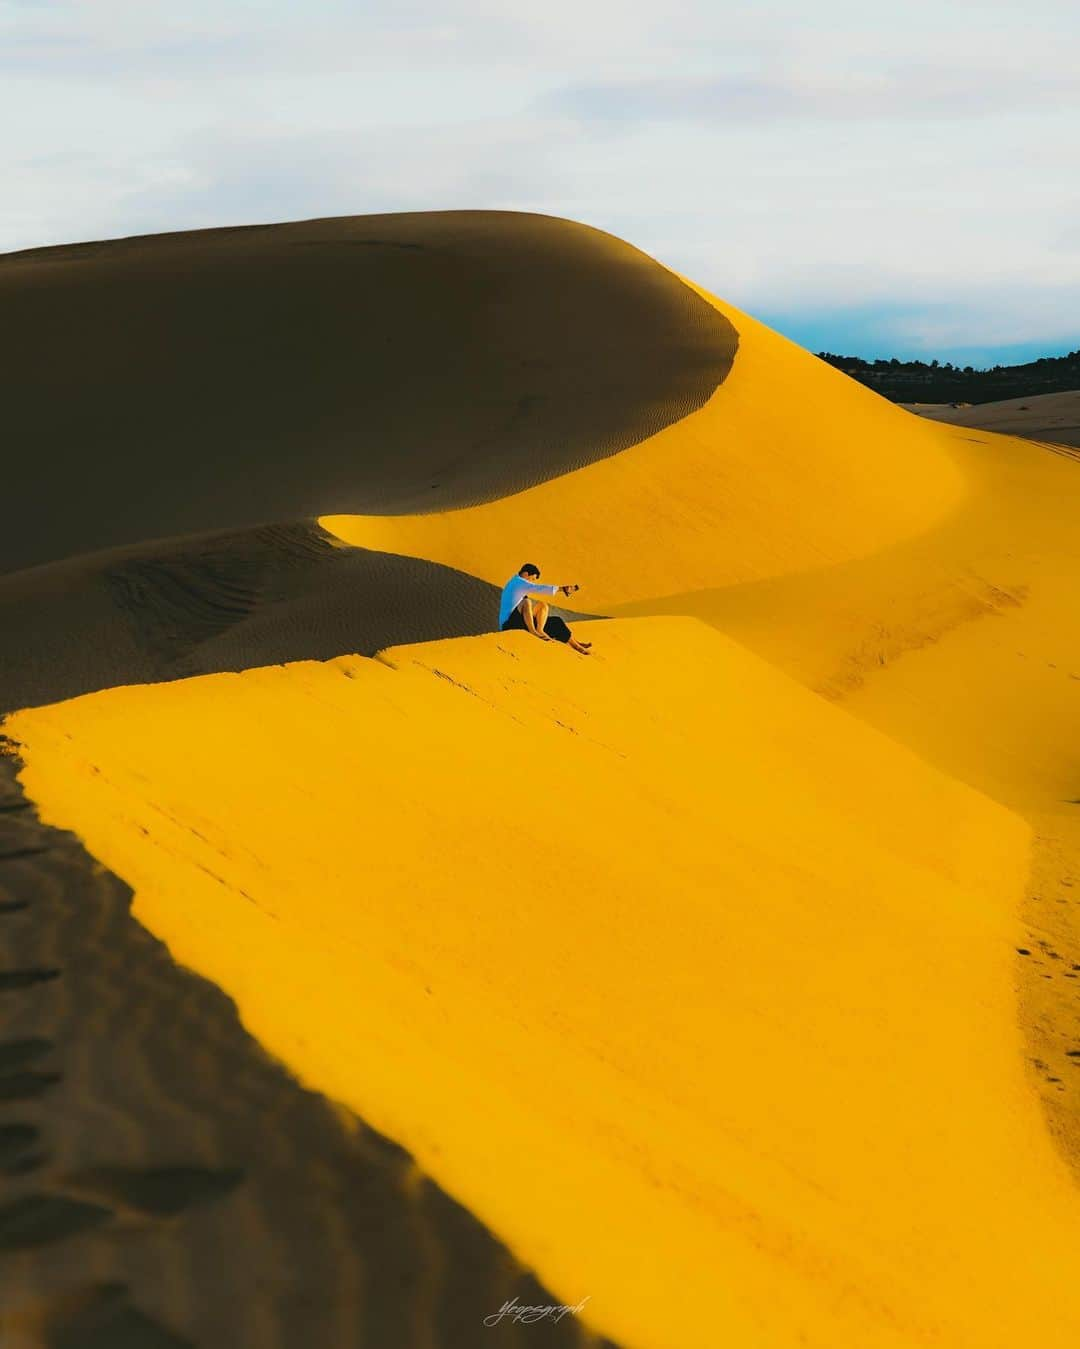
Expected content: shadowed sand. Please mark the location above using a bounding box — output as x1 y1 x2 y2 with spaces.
0 742 617 1349
0 522 591 710
905 389 1080 449
0 211 736 576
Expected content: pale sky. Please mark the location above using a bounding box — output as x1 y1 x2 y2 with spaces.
3 0 1079 363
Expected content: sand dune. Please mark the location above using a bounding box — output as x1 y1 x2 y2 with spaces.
324 278 965 602
324 275 1080 1197
906 389 1080 447
6 211 1080 1348
0 212 734 576
9 619 1080 1349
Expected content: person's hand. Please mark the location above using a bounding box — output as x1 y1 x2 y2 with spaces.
561 583 580 597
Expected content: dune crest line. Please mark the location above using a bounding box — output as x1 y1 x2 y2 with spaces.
0 210 735 577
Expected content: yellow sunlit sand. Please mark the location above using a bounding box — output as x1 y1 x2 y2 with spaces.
8 230 1080 1347
326 266 1080 1174
323 286 966 605
11 620 1080 1348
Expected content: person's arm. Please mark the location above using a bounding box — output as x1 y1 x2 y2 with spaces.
529 583 581 597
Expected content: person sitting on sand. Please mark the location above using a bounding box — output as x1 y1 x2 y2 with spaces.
499 563 592 655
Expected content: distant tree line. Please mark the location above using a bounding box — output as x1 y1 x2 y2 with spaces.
816 348 1080 405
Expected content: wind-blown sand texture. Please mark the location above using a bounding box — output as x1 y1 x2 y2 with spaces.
906 389 1080 449
0 523 589 711
5 212 1080 1347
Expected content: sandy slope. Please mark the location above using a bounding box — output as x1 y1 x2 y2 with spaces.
604 371 1080 1174
906 389 1080 447
325 291 964 602
329 272 1080 1184
0 749 605 1349
12 619 1080 1349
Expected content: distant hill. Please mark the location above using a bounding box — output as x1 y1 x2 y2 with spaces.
904 390 1080 449
818 348 1080 404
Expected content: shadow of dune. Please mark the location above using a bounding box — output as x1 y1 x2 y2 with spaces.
0 522 596 711
0 210 735 577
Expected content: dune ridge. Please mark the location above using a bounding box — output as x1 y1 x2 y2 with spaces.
10 619 1080 1349
0 211 735 576
0 522 579 711
323 281 965 603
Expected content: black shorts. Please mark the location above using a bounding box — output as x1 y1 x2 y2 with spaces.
500 606 572 643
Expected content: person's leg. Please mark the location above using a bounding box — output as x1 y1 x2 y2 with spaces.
542 614 572 643
521 596 552 640
542 614 592 654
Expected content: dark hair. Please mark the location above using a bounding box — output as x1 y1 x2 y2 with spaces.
520 562 540 578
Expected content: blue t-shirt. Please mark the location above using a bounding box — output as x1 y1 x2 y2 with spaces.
499 575 560 627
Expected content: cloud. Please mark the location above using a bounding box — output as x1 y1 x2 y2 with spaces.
1 0 1078 362
64 117 582 242
544 65 1080 127
0 2 554 80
